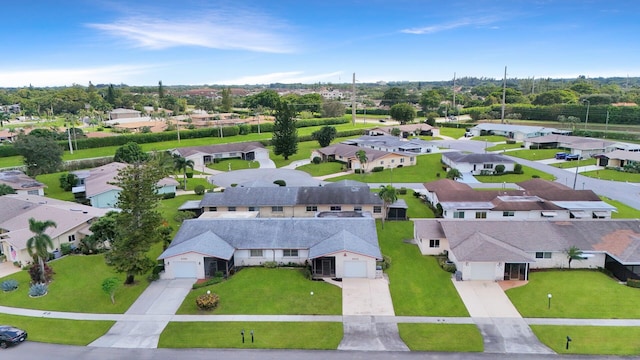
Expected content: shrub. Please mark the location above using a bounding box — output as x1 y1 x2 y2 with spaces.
531 174 540 178
442 263 457 273
28 263 54 284
196 292 220 310
302 267 312 280
312 156 321 164
194 185 205 195
273 180 286 187
506 140 516 144
372 166 384 172
379 255 392 270
174 211 196 223
186 172 194 178
627 278 640 288
494 164 505 174
436 172 440 178
1 279 19 292
192 277 224 290
513 163 523 174
263 261 278 268
60 243 72 256
162 192 176 199
29 283 48 297
398 187 407 195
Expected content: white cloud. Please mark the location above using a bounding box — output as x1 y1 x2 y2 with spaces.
401 17 498 35
0 65 153 87
87 9 294 53
216 71 344 85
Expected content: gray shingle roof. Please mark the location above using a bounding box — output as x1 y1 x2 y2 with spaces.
174 142 265 158
442 152 514 164
159 217 381 260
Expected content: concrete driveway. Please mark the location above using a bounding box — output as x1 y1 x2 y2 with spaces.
89 279 195 348
342 278 394 316
0 261 21 277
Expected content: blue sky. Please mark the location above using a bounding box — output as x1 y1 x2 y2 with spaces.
1 0 639 87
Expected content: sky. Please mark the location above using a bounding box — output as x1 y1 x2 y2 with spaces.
1 0 639 87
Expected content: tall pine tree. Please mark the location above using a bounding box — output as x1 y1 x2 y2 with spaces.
272 101 298 160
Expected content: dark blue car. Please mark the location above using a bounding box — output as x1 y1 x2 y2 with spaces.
565 154 581 161
0 325 27 349
555 152 568 159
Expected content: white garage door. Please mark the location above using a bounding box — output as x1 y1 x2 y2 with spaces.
344 261 367 278
173 261 198 278
468 263 496 281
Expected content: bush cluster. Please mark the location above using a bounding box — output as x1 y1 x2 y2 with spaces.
195 292 220 310
29 283 48 297
627 278 640 288
371 166 384 172
263 261 278 268
1 279 19 292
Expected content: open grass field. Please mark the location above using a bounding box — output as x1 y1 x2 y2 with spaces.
377 221 468 316
175 267 341 315
398 324 483 352
159 321 342 349
0 314 114 346
531 325 640 356
581 168 640 182
506 270 640 319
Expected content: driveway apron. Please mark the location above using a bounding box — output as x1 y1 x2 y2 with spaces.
89 279 195 349
452 280 554 354
338 278 409 351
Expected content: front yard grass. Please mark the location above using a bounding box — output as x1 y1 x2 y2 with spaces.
398 324 483 352
0 314 113 346
602 197 640 218
550 158 596 169
581 168 640 182
438 127 466 139
176 267 341 315
36 172 76 201
470 135 506 143
296 161 343 176
485 143 524 152
207 158 257 171
0 255 149 313
377 221 468 316
506 148 561 161
506 270 640 319
531 325 640 356
159 322 342 349
474 166 555 182
328 153 444 183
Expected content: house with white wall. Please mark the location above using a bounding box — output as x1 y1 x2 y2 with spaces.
0 170 45 196
171 142 270 169
441 152 515 175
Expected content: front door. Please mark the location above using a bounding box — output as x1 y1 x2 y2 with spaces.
322 259 332 276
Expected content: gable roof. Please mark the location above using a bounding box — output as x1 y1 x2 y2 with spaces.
159 217 381 260
315 143 404 162
0 170 45 192
442 152 514 164
76 162 178 198
599 150 640 162
173 142 265 158
526 134 615 150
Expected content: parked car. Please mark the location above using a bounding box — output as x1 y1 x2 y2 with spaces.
555 152 568 159
0 325 27 349
565 154 581 161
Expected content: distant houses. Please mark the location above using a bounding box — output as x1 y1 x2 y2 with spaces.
171 142 270 168
0 170 45 196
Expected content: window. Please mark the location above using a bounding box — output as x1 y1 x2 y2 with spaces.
410 157 415 162
27 190 39 195
250 249 263 257
248 207 257 211
400 158 404 163
483 163 494 169
535 252 552 259
453 211 464 219
330 206 342 211
272 206 283 212
354 206 362 212
283 249 299 257
475 212 487 219
68 234 76 242
373 206 382 213
503 211 515 217
429 239 440 248
209 207 217 212
306 206 318 212
228 206 236 212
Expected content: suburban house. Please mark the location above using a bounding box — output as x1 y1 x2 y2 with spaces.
523 134 615 158
0 170 46 196
341 135 438 154
72 162 179 209
158 216 382 279
423 178 616 220
441 152 515 175
413 219 640 282
467 123 560 141
366 124 439 138
108 108 142 120
0 194 108 266
170 142 270 169
182 181 386 219
595 150 640 168
311 143 416 171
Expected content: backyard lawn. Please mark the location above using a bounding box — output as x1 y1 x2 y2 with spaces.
506 270 640 319
505 148 561 161
398 324 483 352
603 197 640 218
36 172 76 201
485 142 524 152
159 322 342 349
0 314 114 346
531 325 640 356
175 267 341 315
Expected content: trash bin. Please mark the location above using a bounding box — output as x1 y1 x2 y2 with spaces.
455 270 462 281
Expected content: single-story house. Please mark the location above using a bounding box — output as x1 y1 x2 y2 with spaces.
342 135 438 154
0 194 108 266
414 219 640 281
0 170 46 196
158 216 382 279
594 150 640 168
366 124 439 138
73 162 179 209
441 152 515 175
523 134 615 158
423 178 616 220
171 142 270 168
188 180 385 218
108 108 142 120
311 143 416 171
467 124 559 141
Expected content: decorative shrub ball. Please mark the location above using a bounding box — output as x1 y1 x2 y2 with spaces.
196 292 220 310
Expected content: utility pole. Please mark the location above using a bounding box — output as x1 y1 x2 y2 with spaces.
604 110 609 138
500 66 507 124
351 73 356 125
452 72 456 117
67 127 74 154
531 76 535 95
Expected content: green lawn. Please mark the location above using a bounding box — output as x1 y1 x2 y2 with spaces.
475 166 555 182
269 140 319 168
296 161 344 176
36 172 75 201
0 314 114 346
471 135 507 143
531 325 640 355
398 324 483 352
159 322 342 349
207 158 257 171
506 148 561 161
0 255 149 313
438 127 466 139
401 190 434 218
602 197 640 218
377 221 468 316
550 158 596 169
329 153 444 183
485 143 524 152
506 270 640 319
159 194 203 237
181 176 213 191
581 168 640 182
176 267 341 315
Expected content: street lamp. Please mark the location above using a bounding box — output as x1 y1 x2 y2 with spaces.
547 293 552 309
582 99 590 131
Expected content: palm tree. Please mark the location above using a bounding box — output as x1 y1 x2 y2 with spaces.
173 155 194 190
26 218 57 283
355 149 368 175
565 246 584 269
378 185 397 229
446 168 463 181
